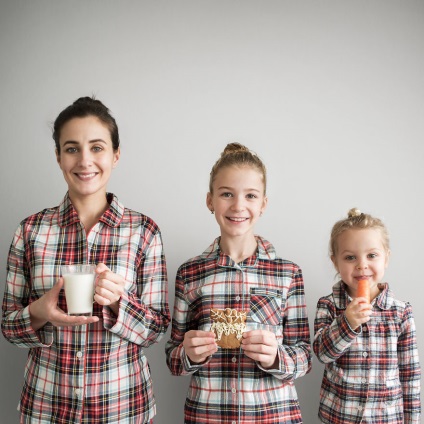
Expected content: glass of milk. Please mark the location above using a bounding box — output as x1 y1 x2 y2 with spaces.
61 264 97 316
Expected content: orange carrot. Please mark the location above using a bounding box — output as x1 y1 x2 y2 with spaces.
357 279 370 304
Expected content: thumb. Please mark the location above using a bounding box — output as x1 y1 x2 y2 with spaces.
96 262 110 274
50 277 64 295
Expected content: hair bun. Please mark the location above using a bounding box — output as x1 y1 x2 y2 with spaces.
348 207 362 218
221 142 250 157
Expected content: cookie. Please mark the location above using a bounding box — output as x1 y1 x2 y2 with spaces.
210 308 248 349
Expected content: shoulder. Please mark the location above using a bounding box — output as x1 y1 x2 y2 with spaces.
120 207 162 235
19 205 59 232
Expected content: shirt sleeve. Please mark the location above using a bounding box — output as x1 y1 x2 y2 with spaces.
103 230 170 347
165 268 207 375
398 303 421 423
313 296 359 364
1 224 53 348
265 268 312 381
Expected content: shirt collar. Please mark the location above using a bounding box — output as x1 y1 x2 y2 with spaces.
201 235 277 268
58 192 124 228
332 281 393 310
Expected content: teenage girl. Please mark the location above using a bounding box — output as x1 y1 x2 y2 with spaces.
165 143 312 423
2 97 170 423
314 208 421 424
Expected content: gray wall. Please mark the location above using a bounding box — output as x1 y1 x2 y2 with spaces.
1 1 423 423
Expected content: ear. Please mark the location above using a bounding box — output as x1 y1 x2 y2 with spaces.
384 249 391 268
55 149 62 168
261 195 268 215
112 147 120 169
206 192 213 212
330 255 338 271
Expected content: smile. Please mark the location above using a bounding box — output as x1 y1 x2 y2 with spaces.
75 172 97 180
227 217 248 222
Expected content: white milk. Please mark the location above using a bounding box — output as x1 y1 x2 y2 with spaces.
63 273 95 315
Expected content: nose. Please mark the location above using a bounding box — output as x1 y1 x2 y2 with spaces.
356 258 368 270
78 147 93 167
231 196 245 212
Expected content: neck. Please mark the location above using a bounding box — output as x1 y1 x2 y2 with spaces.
219 234 258 263
69 191 109 232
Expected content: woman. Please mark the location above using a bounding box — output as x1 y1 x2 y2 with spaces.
2 96 170 423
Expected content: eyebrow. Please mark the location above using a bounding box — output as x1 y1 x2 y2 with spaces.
217 186 261 192
62 139 107 147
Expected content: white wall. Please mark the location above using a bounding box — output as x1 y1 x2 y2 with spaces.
1 1 423 422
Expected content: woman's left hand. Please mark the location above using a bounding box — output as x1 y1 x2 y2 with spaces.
241 329 279 369
94 263 125 315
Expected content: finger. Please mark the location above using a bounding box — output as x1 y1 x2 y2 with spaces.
96 262 110 274
187 330 216 339
50 278 64 295
94 293 112 306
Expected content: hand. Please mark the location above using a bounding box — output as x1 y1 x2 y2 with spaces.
183 330 217 364
94 263 126 314
345 297 372 330
241 329 279 369
29 278 99 331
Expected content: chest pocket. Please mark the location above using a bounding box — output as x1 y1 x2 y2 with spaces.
249 287 282 326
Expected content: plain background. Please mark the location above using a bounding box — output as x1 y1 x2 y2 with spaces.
1 1 423 423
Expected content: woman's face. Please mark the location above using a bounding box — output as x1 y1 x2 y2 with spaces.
56 116 120 201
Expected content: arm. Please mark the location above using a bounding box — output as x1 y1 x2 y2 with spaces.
398 303 421 423
313 296 359 364
165 269 213 375
102 230 170 347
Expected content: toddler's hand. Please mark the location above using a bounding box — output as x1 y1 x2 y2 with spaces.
183 330 217 364
345 298 372 330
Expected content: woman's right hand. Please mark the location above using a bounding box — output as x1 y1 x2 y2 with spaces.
183 330 217 364
345 297 372 330
29 278 99 331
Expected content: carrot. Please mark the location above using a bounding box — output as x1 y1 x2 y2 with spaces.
357 279 370 304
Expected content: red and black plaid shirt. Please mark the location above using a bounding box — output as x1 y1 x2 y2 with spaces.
314 281 421 424
2 193 170 423
165 236 312 423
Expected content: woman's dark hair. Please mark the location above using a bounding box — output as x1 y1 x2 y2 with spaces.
53 96 120 153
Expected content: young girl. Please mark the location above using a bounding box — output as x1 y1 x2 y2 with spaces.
165 143 312 423
314 208 421 424
1 97 170 423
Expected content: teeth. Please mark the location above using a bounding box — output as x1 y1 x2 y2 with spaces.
77 173 96 179
229 217 247 222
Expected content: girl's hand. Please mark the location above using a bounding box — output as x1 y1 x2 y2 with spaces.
94 263 126 315
183 330 217 364
241 329 278 369
29 278 99 331
345 298 372 330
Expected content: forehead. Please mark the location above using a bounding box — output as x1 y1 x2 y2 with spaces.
59 116 112 144
337 228 385 250
214 165 264 187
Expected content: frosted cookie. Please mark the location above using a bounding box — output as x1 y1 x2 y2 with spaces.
210 308 248 349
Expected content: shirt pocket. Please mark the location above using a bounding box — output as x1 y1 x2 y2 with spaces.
248 287 282 326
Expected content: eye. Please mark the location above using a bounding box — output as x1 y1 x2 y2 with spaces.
368 253 378 259
65 147 78 154
92 145 103 152
344 255 355 261
221 192 233 198
246 193 257 199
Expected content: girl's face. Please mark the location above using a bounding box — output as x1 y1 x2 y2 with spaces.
206 165 267 241
56 116 120 201
331 228 389 298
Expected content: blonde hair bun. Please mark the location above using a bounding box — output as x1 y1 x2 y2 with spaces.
221 142 250 157
347 208 362 218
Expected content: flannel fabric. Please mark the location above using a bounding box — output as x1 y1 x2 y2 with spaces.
314 281 421 424
2 193 170 423
165 236 312 423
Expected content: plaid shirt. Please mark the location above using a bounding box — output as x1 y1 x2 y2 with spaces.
313 281 421 424
165 236 311 424
2 193 170 424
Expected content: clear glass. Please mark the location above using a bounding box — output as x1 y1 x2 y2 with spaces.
61 264 96 316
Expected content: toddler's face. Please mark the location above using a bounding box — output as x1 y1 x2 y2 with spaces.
331 228 389 299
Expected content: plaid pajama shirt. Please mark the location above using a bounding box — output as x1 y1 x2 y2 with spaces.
1 193 170 423
314 281 421 424
165 236 312 423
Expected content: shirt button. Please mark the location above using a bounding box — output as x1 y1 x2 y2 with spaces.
357 405 363 411
235 296 241 301
232 356 237 363
74 388 82 397
76 351 83 359
231 388 237 394
232 421 237 424
361 378 367 384
362 352 368 358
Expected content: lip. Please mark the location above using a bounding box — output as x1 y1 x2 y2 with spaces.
355 275 372 280
226 217 249 223
74 172 98 181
